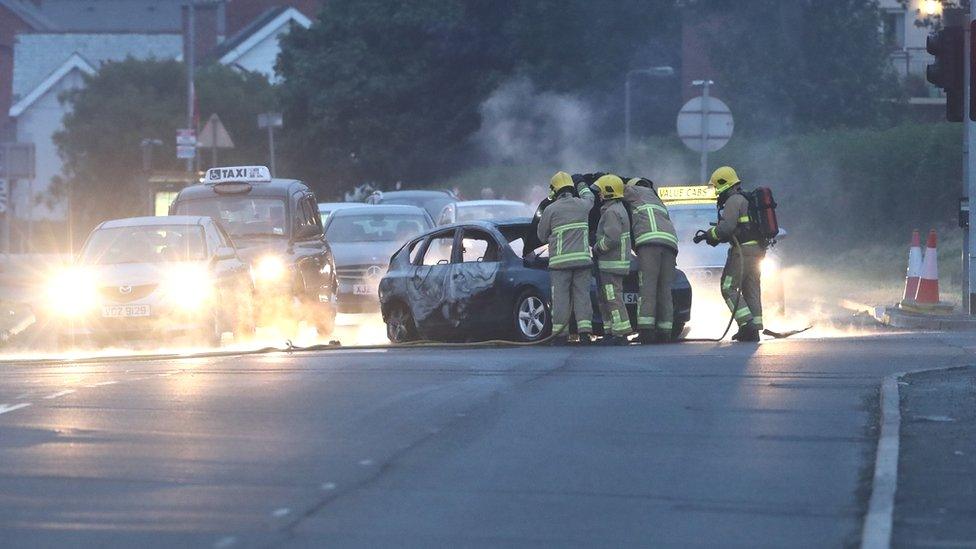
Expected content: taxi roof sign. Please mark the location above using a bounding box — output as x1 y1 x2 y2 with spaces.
657 185 716 204
205 166 272 184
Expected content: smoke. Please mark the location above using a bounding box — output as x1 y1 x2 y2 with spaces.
473 78 602 171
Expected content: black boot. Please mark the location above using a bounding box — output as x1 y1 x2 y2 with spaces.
656 329 673 344
638 329 656 344
599 335 623 346
577 333 592 346
736 323 761 343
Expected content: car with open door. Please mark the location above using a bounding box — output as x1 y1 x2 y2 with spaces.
378 219 692 343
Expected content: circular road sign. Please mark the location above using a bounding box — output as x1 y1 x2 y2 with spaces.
676 95 734 153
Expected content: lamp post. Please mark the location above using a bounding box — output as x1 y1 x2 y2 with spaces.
624 66 675 163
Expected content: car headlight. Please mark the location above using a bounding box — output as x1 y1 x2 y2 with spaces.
162 264 213 311
761 257 779 278
46 268 99 317
253 255 286 283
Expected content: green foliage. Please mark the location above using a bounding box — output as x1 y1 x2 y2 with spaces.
54 58 275 232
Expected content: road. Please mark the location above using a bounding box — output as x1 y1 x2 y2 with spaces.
0 330 971 548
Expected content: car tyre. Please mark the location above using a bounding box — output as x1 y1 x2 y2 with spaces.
513 289 550 342
671 321 686 340
386 302 418 343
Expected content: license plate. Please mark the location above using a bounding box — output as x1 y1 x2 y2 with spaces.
353 284 372 296
101 304 151 318
623 293 639 305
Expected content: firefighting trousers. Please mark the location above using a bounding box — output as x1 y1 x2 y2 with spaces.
636 244 676 333
597 272 633 336
550 267 593 336
721 245 764 329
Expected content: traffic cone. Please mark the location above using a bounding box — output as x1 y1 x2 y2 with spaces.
914 229 940 304
902 229 922 303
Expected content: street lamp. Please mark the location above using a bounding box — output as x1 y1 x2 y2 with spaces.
921 0 941 17
258 112 283 177
624 66 675 163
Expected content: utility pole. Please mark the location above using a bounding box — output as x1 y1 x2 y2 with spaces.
258 112 283 177
623 66 674 166
691 79 715 184
968 5 976 314
185 0 195 173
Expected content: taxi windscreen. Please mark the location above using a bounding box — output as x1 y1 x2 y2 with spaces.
326 214 428 243
669 206 728 267
174 197 287 237
82 225 207 265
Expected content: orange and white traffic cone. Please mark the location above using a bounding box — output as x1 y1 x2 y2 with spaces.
915 229 940 304
902 229 922 304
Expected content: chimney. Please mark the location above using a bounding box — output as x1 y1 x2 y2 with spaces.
182 2 222 64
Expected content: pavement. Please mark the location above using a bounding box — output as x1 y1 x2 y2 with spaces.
893 365 976 548
0 329 973 547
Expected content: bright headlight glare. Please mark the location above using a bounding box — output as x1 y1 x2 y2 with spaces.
46 268 98 316
162 264 212 311
760 258 778 278
254 255 286 282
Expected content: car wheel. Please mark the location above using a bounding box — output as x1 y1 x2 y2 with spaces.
514 290 550 342
386 302 418 343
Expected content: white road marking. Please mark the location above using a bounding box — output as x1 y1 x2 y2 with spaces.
0 402 31 415
213 536 237 548
320 482 337 491
358 459 374 467
14 393 30 400
86 380 118 387
43 390 75 399
271 508 290 518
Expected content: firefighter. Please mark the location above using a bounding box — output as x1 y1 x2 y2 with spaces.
624 177 678 344
701 166 763 342
592 174 634 345
536 171 596 345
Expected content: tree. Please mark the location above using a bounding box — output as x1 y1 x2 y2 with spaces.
54 58 276 232
690 0 901 134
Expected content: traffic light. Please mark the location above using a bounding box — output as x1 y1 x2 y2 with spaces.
927 26 964 122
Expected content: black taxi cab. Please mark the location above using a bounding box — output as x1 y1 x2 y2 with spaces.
170 166 338 335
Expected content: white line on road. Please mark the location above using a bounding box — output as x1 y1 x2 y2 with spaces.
358 459 374 467
321 482 337 491
862 375 900 549
213 536 237 548
86 380 118 387
43 389 75 399
271 508 290 518
0 402 31 415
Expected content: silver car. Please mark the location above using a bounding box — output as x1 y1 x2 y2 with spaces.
436 200 533 225
42 216 255 347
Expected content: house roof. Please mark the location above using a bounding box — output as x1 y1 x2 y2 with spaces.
11 32 182 101
9 53 94 118
212 6 311 66
0 0 57 30
27 0 184 32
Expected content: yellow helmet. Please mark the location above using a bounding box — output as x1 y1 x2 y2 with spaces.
596 174 624 199
709 166 741 194
550 171 574 196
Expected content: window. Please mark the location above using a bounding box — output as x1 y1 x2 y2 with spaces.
882 10 905 50
82 225 207 265
175 197 287 237
326 213 429 243
460 230 498 262
421 231 455 266
408 239 425 264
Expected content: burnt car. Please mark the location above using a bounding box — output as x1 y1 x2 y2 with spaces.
324 205 433 312
170 166 338 335
378 219 692 343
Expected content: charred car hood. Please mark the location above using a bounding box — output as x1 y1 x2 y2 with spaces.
329 241 402 267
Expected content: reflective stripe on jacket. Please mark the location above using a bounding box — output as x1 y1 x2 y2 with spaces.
624 185 678 253
595 200 631 275
709 192 759 247
536 185 595 269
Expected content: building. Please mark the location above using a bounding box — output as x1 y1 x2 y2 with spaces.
2 0 317 228
879 0 939 81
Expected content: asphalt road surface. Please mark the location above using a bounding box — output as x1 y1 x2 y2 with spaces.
0 330 972 548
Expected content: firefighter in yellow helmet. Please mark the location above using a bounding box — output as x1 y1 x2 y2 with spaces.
592 174 634 345
624 177 678 343
536 171 596 345
700 166 763 342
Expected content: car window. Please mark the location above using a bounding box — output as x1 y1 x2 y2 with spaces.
82 225 207 264
421 232 455 266
327 213 429 243
174 197 287 238
460 229 498 263
204 223 222 253
408 239 425 264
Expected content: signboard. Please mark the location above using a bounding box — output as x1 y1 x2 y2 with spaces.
198 114 235 149
176 145 196 159
657 185 717 204
205 166 272 184
0 143 35 179
257 112 283 129
176 128 196 146
676 96 734 153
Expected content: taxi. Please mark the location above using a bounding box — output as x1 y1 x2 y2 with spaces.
169 166 338 334
659 185 786 313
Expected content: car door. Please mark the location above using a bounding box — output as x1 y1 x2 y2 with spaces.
292 193 333 301
448 227 504 331
406 229 458 337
